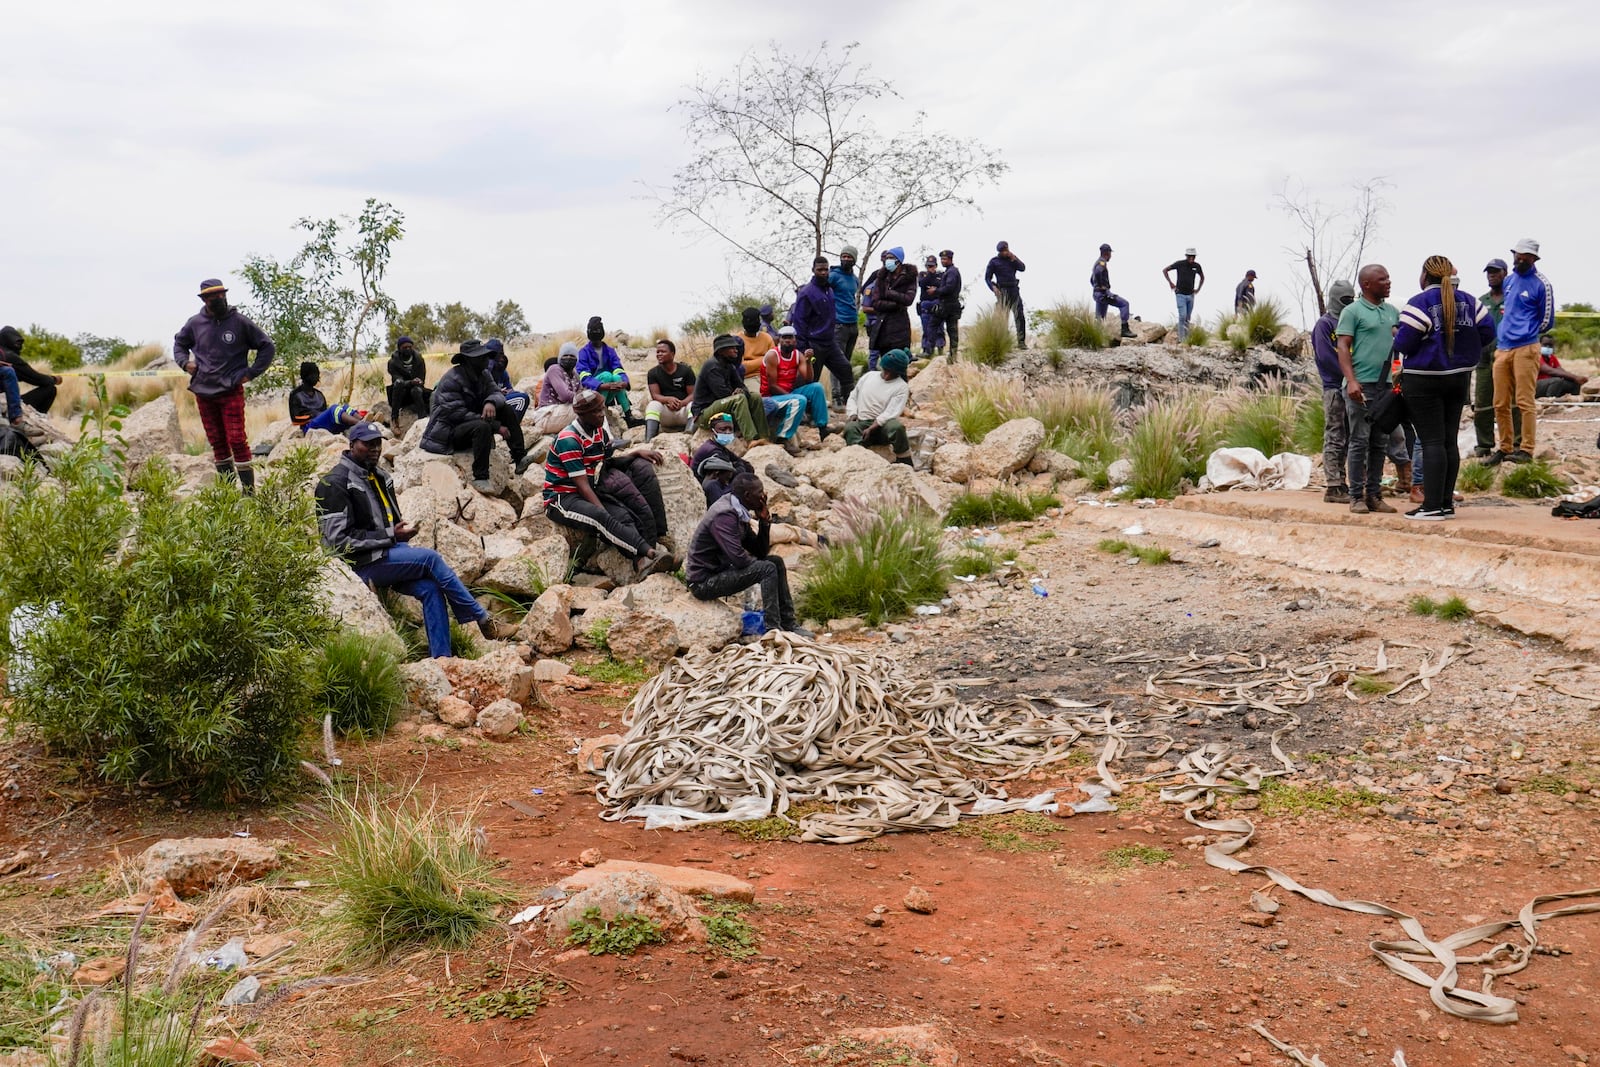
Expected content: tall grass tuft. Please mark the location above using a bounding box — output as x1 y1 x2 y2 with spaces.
802 490 949 625
324 790 514 959
1126 391 1231 498
315 628 407 738
944 489 1058 526
1242 298 1287 344
941 364 1022 443
1501 459 1569 499
1291 389 1326 456
1041 302 1108 351
1224 379 1306 457
1456 461 1496 493
1184 323 1211 347
965 304 1017 367
1026 381 1120 480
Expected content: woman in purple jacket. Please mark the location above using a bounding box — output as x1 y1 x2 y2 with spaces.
1392 255 1499 520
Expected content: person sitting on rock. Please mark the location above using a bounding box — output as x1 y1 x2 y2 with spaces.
644 338 696 440
690 334 771 443
843 348 913 465
576 316 640 427
685 472 811 637
290 361 365 435
484 338 531 423
419 338 535 492
542 390 675 578
762 326 831 449
738 308 776 383
691 413 755 504
0 325 64 418
386 336 432 420
596 424 673 553
316 422 516 657
1536 333 1587 398
530 341 581 436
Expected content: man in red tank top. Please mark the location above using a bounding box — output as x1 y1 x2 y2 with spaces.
763 326 832 450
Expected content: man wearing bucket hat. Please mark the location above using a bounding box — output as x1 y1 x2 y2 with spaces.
1162 249 1205 341
317 422 517 656
419 338 534 491
173 278 276 492
843 348 914 465
1487 239 1556 465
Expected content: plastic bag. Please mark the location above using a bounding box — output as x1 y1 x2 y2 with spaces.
620 794 774 831
1070 783 1117 814
1201 448 1313 492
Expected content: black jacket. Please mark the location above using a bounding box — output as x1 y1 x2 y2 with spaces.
690 356 754 418
289 385 327 424
0 326 62 388
864 264 919 352
387 349 427 386
315 454 401 568
420 364 505 454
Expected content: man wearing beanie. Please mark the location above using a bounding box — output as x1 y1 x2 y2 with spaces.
830 245 862 364
576 316 639 427
690 333 770 442
0 326 63 417
289 361 330 427
174 278 275 492
843 348 913 465
386 335 431 421
985 241 1027 346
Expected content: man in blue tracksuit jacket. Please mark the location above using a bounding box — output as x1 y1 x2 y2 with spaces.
829 245 861 401
1489 238 1556 463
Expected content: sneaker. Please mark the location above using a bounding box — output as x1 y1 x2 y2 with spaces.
1405 507 1448 521
1439 507 1457 518
471 477 495 493
1366 496 1397 514
641 550 677 577
1323 486 1350 504
1349 498 1370 514
1482 450 1508 466
1508 450 1534 464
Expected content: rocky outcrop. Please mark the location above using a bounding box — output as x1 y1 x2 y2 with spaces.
318 559 398 641
119 395 184 475
604 610 680 668
618 574 741 651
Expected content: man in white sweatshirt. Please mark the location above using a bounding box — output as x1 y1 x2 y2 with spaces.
843 348 912 465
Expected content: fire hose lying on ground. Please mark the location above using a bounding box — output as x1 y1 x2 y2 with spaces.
593 633 1600 1026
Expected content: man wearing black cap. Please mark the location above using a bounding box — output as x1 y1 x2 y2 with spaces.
932 250 963 358
985 241 1027 346
692 333 770 442
1474 259 1508 456
317 422 515 657
419 338 534 492
576 317 639 426
1091 245 1135 339
1234 270 1258 314
917 255 946 357
386 336 431 421
174 278 276 492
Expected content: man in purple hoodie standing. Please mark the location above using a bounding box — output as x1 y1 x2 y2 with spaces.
792 256 853 409
174 278 275 492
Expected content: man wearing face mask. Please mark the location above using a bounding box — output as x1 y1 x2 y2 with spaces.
985 241 1027 346
763 326 831 447
420 338 535 492
576 316 639 427
863 247 918 359
691 412 755 502
1488 239 1555 465
317 422 516 657
173 278 276 493
917 254 945 357
386 336 431 421
484 339 530 423
692 333 770 442
792 256 854 409
1535 333 1585 398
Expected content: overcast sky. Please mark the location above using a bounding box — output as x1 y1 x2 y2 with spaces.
4 0 1595 351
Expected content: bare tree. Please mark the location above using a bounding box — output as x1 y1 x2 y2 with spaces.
656 42 1007 290
1274 177 1392 322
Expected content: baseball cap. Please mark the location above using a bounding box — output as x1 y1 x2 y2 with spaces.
996 240 1009 252
1099 243 1113 253
198 278 227 296
347 422 383 443
1484 258 1508 273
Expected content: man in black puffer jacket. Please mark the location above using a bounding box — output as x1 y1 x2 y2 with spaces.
863 246 918 355
420 338 533 490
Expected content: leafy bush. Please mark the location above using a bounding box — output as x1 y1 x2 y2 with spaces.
945 489 1057 526
316 629 407 738
1041 302 1108 351
324 790 513 958
1224 380 1305 456
1456 461 1496 493
0 445 329 801
1501 459 1568 499
1097 539 1171 564
20 324 83 371
565 909 667 956
681 292 785 336
800 490 948 625
965 304 1017 366
949 547 997 577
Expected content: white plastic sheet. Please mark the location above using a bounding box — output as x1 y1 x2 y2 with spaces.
620 794 774 831
1200 447 1313 492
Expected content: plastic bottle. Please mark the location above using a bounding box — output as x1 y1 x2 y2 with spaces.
1031 581 1048 597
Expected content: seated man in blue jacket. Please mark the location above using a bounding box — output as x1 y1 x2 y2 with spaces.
684 472 811 637
576 316 641 427
419 339 534 491
316 422 515 656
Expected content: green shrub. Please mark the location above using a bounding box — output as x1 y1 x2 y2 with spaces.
1409 594 1473 621
941 366 1020 443
1125 394 1224 499
1096 539 1171 564
1291 389 1326 455
1456 461 1496 493
1184 323 1211 347
1027 382 1117 457
1225 380 1305 456
565 908 667 956
20 324 83 371
0 445 329 801
1041 302 1108 351
316 629 407 738
1241 298 1286 343
949 547 998 577
324 790 513 958
965 304 1017 366
800 490 948 625
944 489 1057 526
1501 459 1568 499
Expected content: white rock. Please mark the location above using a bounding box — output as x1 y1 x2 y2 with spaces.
399 659 452 712
520 584 575 654
793 446 889 496
434 522 486 583
478 535 573 598
620 574 741 651
931 442 973 484
476 698 525 741
118 395 184 475
970 417 1045 477
318 559 398 640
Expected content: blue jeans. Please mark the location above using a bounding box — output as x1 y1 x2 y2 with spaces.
0 366 22 422
1175 293 1194 339
356 543 486 658
762 396 806 439
777 382 829 428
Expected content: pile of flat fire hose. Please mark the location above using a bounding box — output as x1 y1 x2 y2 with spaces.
595 634 1599 1024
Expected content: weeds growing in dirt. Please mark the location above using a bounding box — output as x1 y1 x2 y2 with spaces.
1409 594 1473 621
701 900 759 960
1501 459 1568 499
0 935 65 1051
1096 539 1171 564
315 629 407 738
1045 347 1067 371
952 813 1063 853
801 491 948 625
1349 675 1395 696
585 617 613 653
949 546 998 577
430 966 557 1022
1103 844 1172 868
965 304 1017 366
1456 461 1497 493
1522 773 1581 796
323 790 513 958
1030 381 1118 461
571 658 651 685
1125 393 1224 499
724 816 800 842
1255 779 1386 815
565 909 668 956
1040 302 1108 351
944 488 1058 526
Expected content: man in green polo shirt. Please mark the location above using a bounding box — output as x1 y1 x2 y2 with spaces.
1336 264 1401 514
